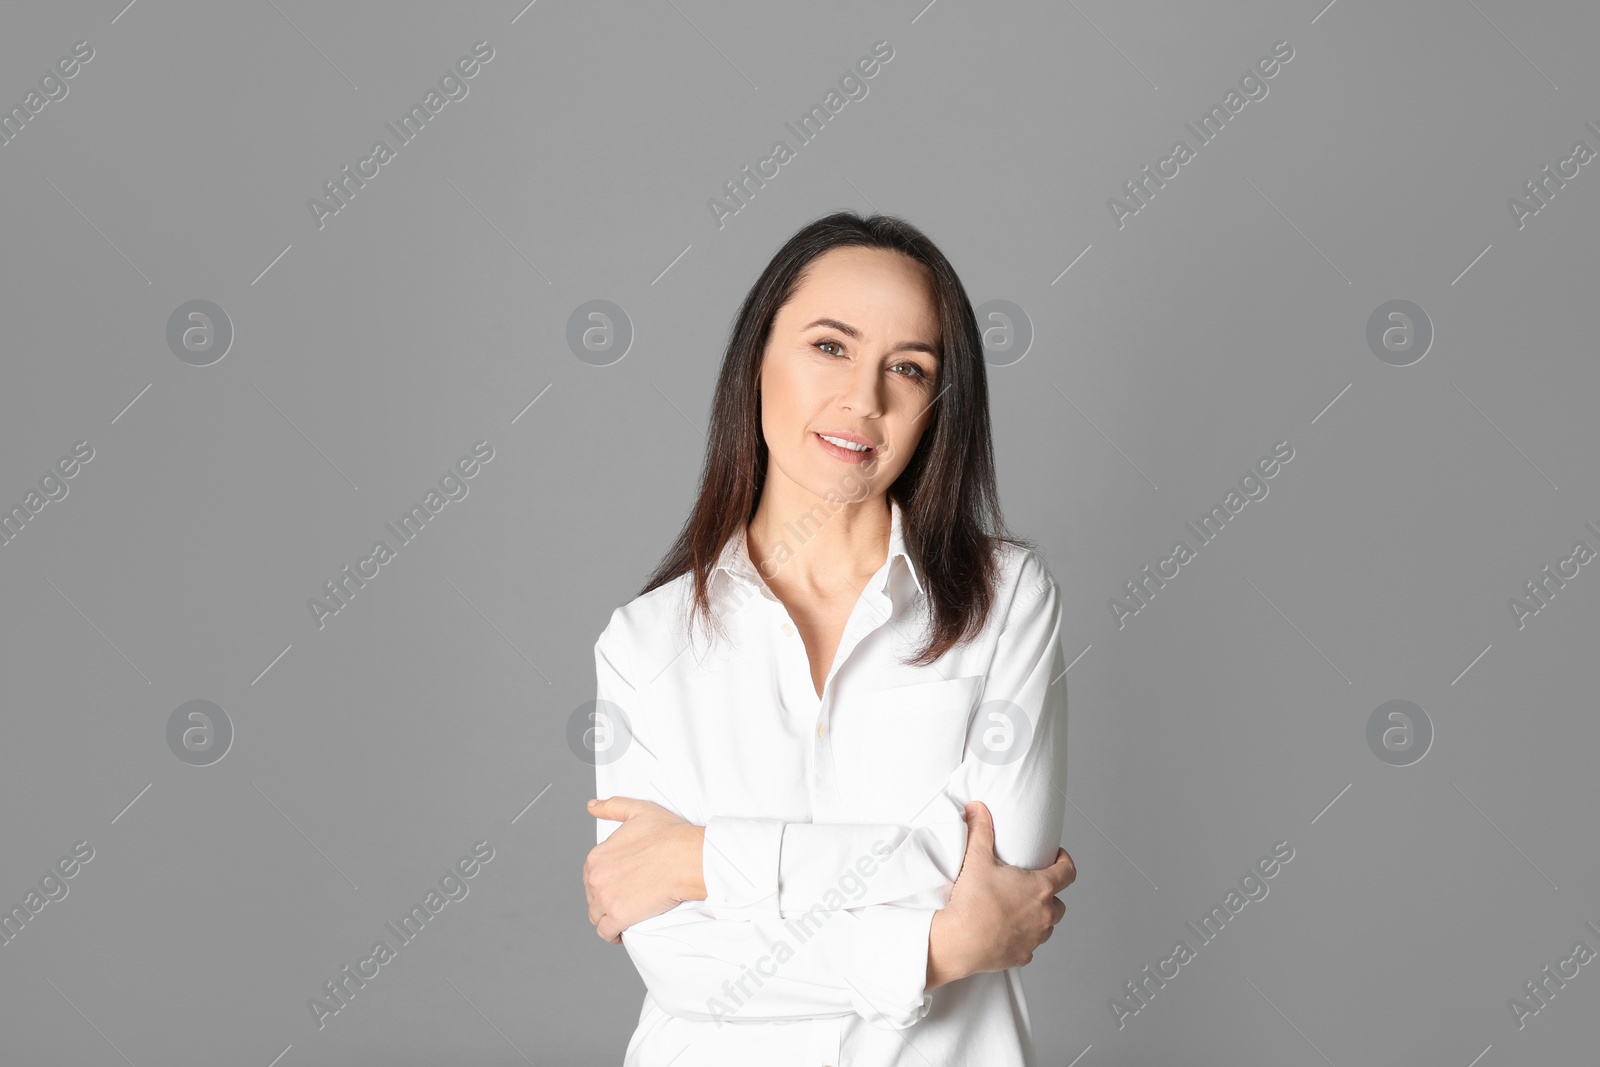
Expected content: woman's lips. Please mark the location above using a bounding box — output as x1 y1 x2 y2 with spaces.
813 432 877 464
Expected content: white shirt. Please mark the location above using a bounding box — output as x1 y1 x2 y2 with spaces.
592 497 1068 1066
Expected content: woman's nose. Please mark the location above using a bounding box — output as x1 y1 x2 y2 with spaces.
841 361 884 416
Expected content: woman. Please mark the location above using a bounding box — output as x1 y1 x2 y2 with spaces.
583 211 1076 1066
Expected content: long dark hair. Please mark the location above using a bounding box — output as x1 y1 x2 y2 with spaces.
639 211 1035 666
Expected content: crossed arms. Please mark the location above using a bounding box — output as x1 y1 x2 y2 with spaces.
585 576 1071 1030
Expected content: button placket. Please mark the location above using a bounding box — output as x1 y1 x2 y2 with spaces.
816 586 899 820
775 568 899 820
770 602 828 801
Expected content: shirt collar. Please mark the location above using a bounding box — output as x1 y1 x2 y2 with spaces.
713 497 925 601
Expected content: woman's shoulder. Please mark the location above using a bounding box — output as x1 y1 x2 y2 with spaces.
991 537 1059 607
594 571 697 655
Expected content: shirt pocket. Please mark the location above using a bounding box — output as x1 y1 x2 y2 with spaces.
833 674 985 820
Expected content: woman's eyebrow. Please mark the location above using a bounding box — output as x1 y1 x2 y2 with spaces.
801 317 939 359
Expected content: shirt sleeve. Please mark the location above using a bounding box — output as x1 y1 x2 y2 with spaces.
620 902 937 1028
591 615 937 1029
701 573 1069 918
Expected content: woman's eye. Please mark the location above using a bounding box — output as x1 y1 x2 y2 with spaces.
812 341 927 382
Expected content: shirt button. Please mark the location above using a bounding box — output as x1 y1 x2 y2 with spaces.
816 721 827 739
782 622 795 636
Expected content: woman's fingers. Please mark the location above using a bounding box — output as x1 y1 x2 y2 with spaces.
1046 846 1077 890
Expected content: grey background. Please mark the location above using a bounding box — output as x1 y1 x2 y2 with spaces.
2 1 1596 1064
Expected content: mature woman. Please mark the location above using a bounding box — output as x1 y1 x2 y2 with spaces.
583 211 1076 1066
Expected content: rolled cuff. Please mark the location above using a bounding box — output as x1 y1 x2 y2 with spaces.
701 815 785 913
845 906 937 1029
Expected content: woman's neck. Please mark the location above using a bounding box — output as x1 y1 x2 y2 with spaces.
746 489 891 596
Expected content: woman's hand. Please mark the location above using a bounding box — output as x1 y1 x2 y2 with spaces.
926 800 1076 989
584 796 706 943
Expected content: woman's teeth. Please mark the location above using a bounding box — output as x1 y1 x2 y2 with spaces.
819 434 871 452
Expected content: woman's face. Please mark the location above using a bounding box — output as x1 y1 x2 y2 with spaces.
758 245 942 502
